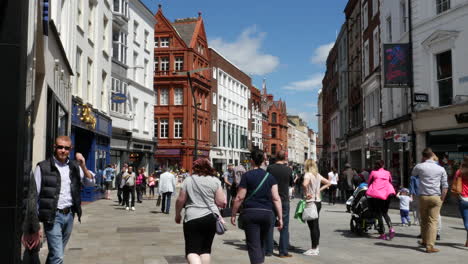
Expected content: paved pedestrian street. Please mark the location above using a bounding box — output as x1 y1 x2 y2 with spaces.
38 191 467 264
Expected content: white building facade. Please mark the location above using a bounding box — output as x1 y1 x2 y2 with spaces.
210 54 251 170
251 100 263 150
110 0 156 172
411 0 468 175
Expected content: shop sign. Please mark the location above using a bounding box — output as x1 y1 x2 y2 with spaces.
111 93 127 104
455 112 468 124
414 93 429 103
394 134 409 143
384 129 397 140
155 149 181 155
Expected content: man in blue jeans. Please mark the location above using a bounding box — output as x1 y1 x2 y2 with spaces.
159 169 176 214
264 150 293 258
22 136 95 264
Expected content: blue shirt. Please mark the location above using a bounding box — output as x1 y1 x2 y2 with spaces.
239 168 277 211
409 175 420 196
103 167 115 182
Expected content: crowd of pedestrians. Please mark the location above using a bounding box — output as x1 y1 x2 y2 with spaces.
21 136 468 264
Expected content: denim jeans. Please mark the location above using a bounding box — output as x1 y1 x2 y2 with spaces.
161 192 172 213
44 211 74 264
459 198 468 232
264 201 290 256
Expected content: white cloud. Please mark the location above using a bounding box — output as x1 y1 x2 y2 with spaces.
283 73 323 91
210 26 280 76
310 42 335 65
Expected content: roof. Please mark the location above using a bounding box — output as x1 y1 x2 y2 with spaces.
172 22 197 47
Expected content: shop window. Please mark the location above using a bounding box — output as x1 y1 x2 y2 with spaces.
46 89 68 158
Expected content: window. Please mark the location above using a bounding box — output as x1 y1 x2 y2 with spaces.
77 0 83 28
174 119 183 138
133 21 139 43
174 88 183 105
160 57 169 73
372 0 379 17
363 40 369 77
436 0 450 14
75 49 82 95
160 37 169 47
113 31 128 64
436 50 453 106
113 0 129 18
103 17 109 51
101 71 107 111
132 98 138 130
386 16 392 42
154 37 159 48
271 128 277 138
213 92 217 105
175 57 184 71
88 1 95 42
154 57 158 74
362 2 368 30
154 119 158 138
111 78 128 114
160 119 168 138
373 28 380 69
87 58 93 104
272 113 277 123
400 0 407 33
133 52 138 81
144 59 148 86
212 120 217 132
143 103 149 132
271 144 277 156
160 88 168 105
144 30 149 50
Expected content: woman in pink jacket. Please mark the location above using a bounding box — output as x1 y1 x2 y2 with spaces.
366 160 396 240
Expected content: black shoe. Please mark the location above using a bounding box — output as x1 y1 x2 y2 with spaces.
417 234 422 238
436 234 441 241
265 253 272 257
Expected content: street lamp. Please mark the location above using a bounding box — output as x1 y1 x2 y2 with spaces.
174 67 211 161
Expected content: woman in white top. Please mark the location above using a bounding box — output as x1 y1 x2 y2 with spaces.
302 159 331 256
327 168 338 205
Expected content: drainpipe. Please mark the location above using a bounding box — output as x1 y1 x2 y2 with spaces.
408 0 417 171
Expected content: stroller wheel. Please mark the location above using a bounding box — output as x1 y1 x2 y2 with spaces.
350 218 356 233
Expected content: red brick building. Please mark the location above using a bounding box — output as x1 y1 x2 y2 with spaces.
153 6 211 172
261 80 288 159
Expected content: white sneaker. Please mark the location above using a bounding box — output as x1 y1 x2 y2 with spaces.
131 207 135 211
303 248 319 256
125 207 129 211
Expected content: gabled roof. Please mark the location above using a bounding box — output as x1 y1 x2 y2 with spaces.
172 22 197 47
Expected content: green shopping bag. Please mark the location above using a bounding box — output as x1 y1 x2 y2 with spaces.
294 199 306 223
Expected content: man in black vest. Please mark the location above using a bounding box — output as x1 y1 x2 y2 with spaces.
22 136 94 264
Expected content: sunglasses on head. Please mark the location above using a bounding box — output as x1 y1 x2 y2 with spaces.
56 145 71 150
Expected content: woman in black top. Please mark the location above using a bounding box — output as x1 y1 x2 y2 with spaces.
231 149 283 264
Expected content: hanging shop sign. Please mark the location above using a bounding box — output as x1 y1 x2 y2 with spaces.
414 93 429 103
383 44 412 87
394 134 409 143
111 93 127 104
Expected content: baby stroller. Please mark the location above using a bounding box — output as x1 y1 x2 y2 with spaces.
347 183 377 235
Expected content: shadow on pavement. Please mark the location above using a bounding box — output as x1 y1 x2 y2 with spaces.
325 210 348 214
150 211 164 214
223 239 248 251
374 242 423 252
394 233 419 239
450 226 465 230
334 229 372 238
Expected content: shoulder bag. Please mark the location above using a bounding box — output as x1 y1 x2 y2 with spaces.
451 170 463 195
238 172 270 229
302 173 319 221
191 176 227 235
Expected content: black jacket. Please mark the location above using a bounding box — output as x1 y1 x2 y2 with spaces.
37 158 82 223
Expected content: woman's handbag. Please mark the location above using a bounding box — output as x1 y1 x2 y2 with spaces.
192 177 227 235
156 195 161 206
237 172 270 230
302 201 318 221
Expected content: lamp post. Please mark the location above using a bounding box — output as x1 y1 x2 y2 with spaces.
174 67 211 161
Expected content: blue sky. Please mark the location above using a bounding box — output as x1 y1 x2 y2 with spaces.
143 0 348 131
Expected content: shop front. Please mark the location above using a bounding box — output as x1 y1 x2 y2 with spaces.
348 135 363 169
338 139 348 172
382 122 413 188
155 148 183 170
71 97 112 188
363 128 383 171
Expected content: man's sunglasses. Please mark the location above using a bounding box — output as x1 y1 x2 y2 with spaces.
55 145 71 150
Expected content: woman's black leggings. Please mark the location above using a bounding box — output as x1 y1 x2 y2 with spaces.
306 202 322 249
328 185 337 204
368 198 392 234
